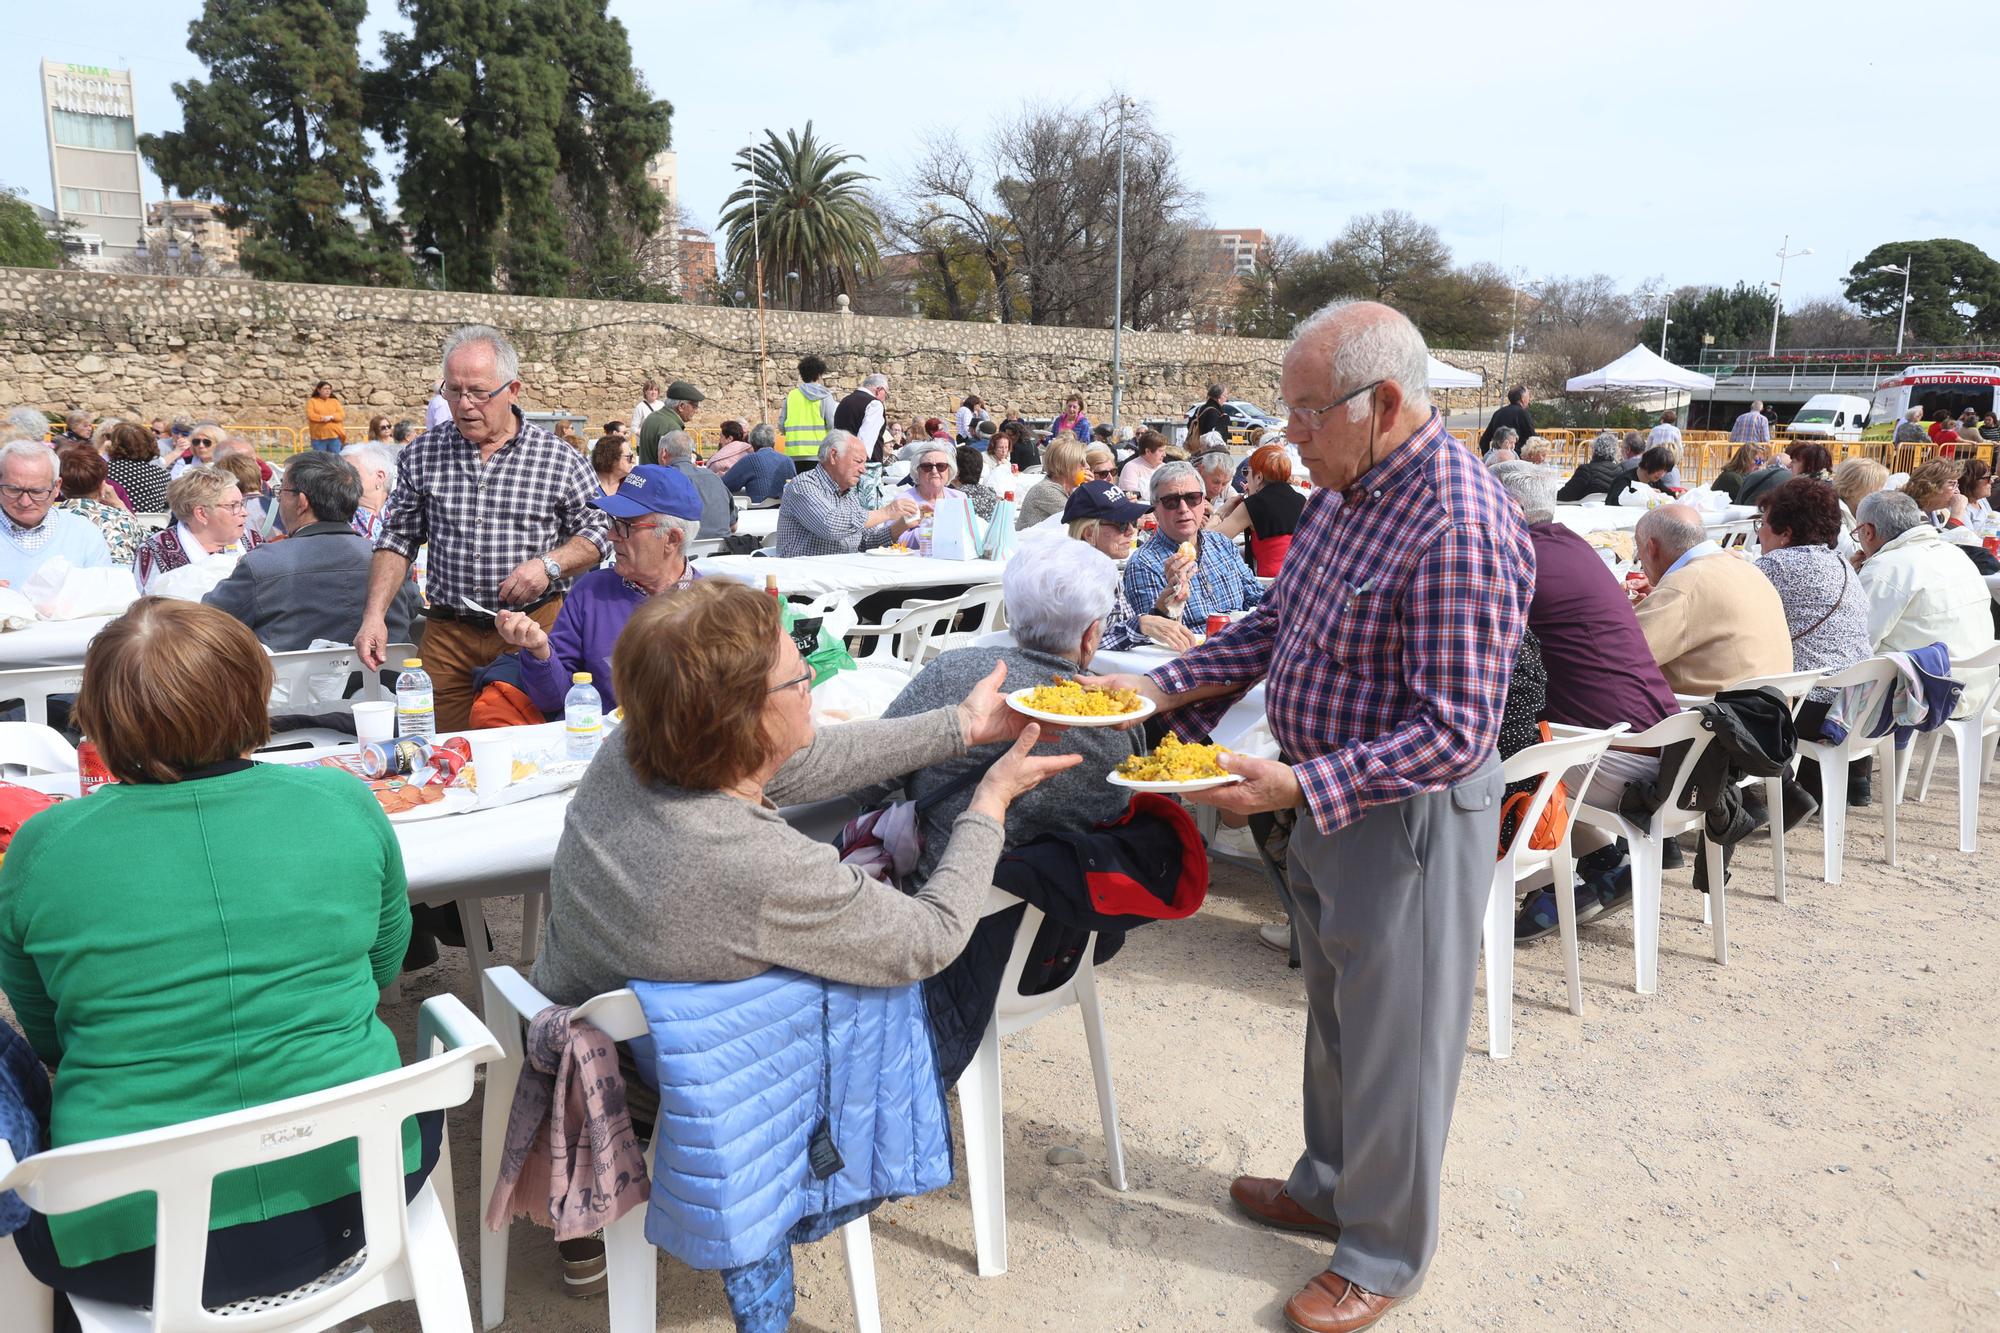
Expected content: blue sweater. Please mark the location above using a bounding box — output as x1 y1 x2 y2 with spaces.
0 510 112 587
723 449 794 504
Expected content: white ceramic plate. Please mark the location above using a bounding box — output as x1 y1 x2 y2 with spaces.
1106 770 1244 793
1005 687 1156 728
863 546 919 557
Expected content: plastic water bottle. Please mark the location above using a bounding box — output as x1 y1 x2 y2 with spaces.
564 672 603 761
394 658 434 737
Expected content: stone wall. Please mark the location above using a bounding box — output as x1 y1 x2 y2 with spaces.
0 268 1543 430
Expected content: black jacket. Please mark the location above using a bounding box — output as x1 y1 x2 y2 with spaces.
1480 402 1537 451
1619 688 1796 843
1733 463 1792 507
1556 459 1623 503
920 794 1208 1082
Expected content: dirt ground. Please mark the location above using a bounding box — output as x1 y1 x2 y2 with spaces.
13 750 1999 1332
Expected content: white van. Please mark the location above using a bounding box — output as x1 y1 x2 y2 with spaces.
1787 394 1871 441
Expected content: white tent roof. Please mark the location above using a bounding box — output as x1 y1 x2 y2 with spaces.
1426 355 1482 390
1565 345 1715 393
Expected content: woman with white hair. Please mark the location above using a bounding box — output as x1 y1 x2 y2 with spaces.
899 441 956 508
874 535 1142 883
340 442 397 541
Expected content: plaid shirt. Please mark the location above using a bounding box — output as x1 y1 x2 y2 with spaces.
1729 411 1772 444
374 410 609 612
773 465 898 557
1100 577 1147 651
1122 528 1265 631
1149 414 1533 834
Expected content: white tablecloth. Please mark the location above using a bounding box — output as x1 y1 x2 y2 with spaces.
1552 501 1757 538
700 552 1009 598
0 616 116 670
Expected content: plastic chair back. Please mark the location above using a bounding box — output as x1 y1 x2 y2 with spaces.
0 721 79 775
266 643 414 713
0 995 497 1333
0 665 85 728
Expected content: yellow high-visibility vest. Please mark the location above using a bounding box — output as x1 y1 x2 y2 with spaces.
781 388 831 457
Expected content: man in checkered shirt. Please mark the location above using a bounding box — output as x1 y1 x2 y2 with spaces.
772 430 920 557
356 325 610 730
1093 301 1533 1333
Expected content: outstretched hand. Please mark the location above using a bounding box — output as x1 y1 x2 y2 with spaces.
957 659 1044 747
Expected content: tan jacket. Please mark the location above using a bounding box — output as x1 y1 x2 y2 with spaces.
1636 552 1794 696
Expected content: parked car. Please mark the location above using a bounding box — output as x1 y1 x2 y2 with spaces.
1183 400 1280 443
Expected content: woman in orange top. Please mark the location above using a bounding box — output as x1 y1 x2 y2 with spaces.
305 380 346 452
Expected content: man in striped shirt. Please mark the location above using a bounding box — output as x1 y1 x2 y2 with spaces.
772 431 919 557
1730 399 1773 444
1093 301 1532 1333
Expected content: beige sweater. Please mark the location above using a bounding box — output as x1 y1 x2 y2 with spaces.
1635 552 1794 696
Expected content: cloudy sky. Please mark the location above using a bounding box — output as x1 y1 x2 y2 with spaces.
6 0 1995 300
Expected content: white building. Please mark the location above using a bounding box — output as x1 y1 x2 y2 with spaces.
41 60 145 268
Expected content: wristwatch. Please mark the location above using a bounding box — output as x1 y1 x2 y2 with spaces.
540 555 561 584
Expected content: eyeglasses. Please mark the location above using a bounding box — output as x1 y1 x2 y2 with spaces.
1155 491 1205 510
1090 466 1116 478
206 500 249 515
0 484 55 501
441 382 515 403
915 462 952 474
608 517 661 539
767 668 813 695
1288 379 1384 433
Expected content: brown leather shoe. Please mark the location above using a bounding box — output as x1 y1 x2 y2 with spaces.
1283 1273 1404 1333
1228 1175 1341 1241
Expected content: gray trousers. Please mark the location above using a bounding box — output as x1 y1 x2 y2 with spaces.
1283 757 1502 1297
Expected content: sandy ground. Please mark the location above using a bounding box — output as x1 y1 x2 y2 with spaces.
11 750 1999 1331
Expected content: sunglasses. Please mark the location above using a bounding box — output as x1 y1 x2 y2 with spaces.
1155 491 1205 510
1090 466 1116 478
608 517 661 538
915 462 952 474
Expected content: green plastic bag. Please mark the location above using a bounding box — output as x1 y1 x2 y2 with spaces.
781 601 855 686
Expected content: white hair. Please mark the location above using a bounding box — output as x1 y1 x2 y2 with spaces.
912 441 956 482
1857 488 1923 542
1490 426 1518 449
748 422 777 449
1194 451 1234 478
6 408 49 440
0 439 58 482
440 324 520 385
1491 460 1556 524
1003 532 1118 655
658 430 696 463
860 373 888 391
1590 431 1621 463
341 441 399 494
1519 437 1548 464
817 429 859 463
1484 447 1519 467
1905 407 1923 423
1293 298 1433 418
660 513 701 547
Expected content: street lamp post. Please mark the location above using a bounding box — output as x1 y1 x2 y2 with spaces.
742 141 769 423
421 245 447 291
1767 234 1812 357
1500 270 1521 388
1873 257 1913 355
1109 95 1134 434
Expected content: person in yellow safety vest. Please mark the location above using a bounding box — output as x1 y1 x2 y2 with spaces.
781 353 838 471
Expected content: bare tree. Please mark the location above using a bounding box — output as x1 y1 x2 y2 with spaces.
1782 295 1881 348
1323 209 1453 304
1526 273 1635 334
905 132 1023 322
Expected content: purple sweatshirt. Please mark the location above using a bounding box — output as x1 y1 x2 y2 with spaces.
518 566 699 715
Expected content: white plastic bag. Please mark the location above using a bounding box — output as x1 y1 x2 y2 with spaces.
20 559 140 620
145 554 239 603
0 586 41 631
811 666 910 725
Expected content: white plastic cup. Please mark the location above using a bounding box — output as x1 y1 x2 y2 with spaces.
351 700 395 744
469 735 517 797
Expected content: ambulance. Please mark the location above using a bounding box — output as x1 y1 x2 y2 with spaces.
1867 364 2000 426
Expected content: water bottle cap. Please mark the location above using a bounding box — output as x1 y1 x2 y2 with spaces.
402 658 422 668
573 672 592 683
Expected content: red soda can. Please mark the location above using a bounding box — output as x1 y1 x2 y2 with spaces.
1984 536 1999 557
78 741 114 794
1624 570 1647 601
1206 614 1229 637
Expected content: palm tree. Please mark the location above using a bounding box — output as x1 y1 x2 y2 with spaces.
720 123 882 311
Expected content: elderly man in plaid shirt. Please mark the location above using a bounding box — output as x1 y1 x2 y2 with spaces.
772 430 920 557
1094 301 1532 1333
356 325 610 730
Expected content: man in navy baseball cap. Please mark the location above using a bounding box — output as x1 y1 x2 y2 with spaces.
1060 478 1150 527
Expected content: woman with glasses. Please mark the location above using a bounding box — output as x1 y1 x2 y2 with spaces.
168 423 224 479
132 464 265 595
1015 435 1085 529
495 464 703 717
530 577 1076 1006
591 433 637 496
1062 479 1197 651
899 442 957 508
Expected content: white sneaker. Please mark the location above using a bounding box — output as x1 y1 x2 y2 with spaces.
1257 921 1292 953
1210 822 1261 859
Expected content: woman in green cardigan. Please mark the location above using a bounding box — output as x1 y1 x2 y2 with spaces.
1 598 435 1312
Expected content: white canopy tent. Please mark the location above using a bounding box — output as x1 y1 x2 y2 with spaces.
1565 345 1715 394
1427 355 1483 390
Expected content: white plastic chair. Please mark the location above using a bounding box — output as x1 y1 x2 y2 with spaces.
0 994 499 1333
1480 724 1623 1058
266 643 413 712
934 584 1007 656
0 721 78 776
1731 668 1840 905
1905 642 2000 853
1795 657 1903 885
477 967 881 1333
958 888 1127 1278
0 665 85 728
845 596 964 676
1572 710 1722 993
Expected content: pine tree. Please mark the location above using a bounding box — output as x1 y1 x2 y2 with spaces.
0 187 63 269
141 0 410 286
375 0 670 297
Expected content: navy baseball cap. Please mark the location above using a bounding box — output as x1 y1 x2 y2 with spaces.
591 464 703 520
1061 479 1149 525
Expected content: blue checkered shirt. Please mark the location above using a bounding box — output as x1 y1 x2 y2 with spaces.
1121 528 1266 632
773 466 899 557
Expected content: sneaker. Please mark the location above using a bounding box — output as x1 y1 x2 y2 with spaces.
1258 921 1292 953
1210 822 1261 859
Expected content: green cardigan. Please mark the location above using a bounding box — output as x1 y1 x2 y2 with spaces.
0 762 415 1267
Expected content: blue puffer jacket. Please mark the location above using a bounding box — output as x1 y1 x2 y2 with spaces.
632 969 953 1272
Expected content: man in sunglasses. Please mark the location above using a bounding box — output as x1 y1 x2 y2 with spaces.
1089 300 1532 1333
1120 459 1265 633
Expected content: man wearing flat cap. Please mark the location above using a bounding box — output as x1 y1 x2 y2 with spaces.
638 379 705 466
